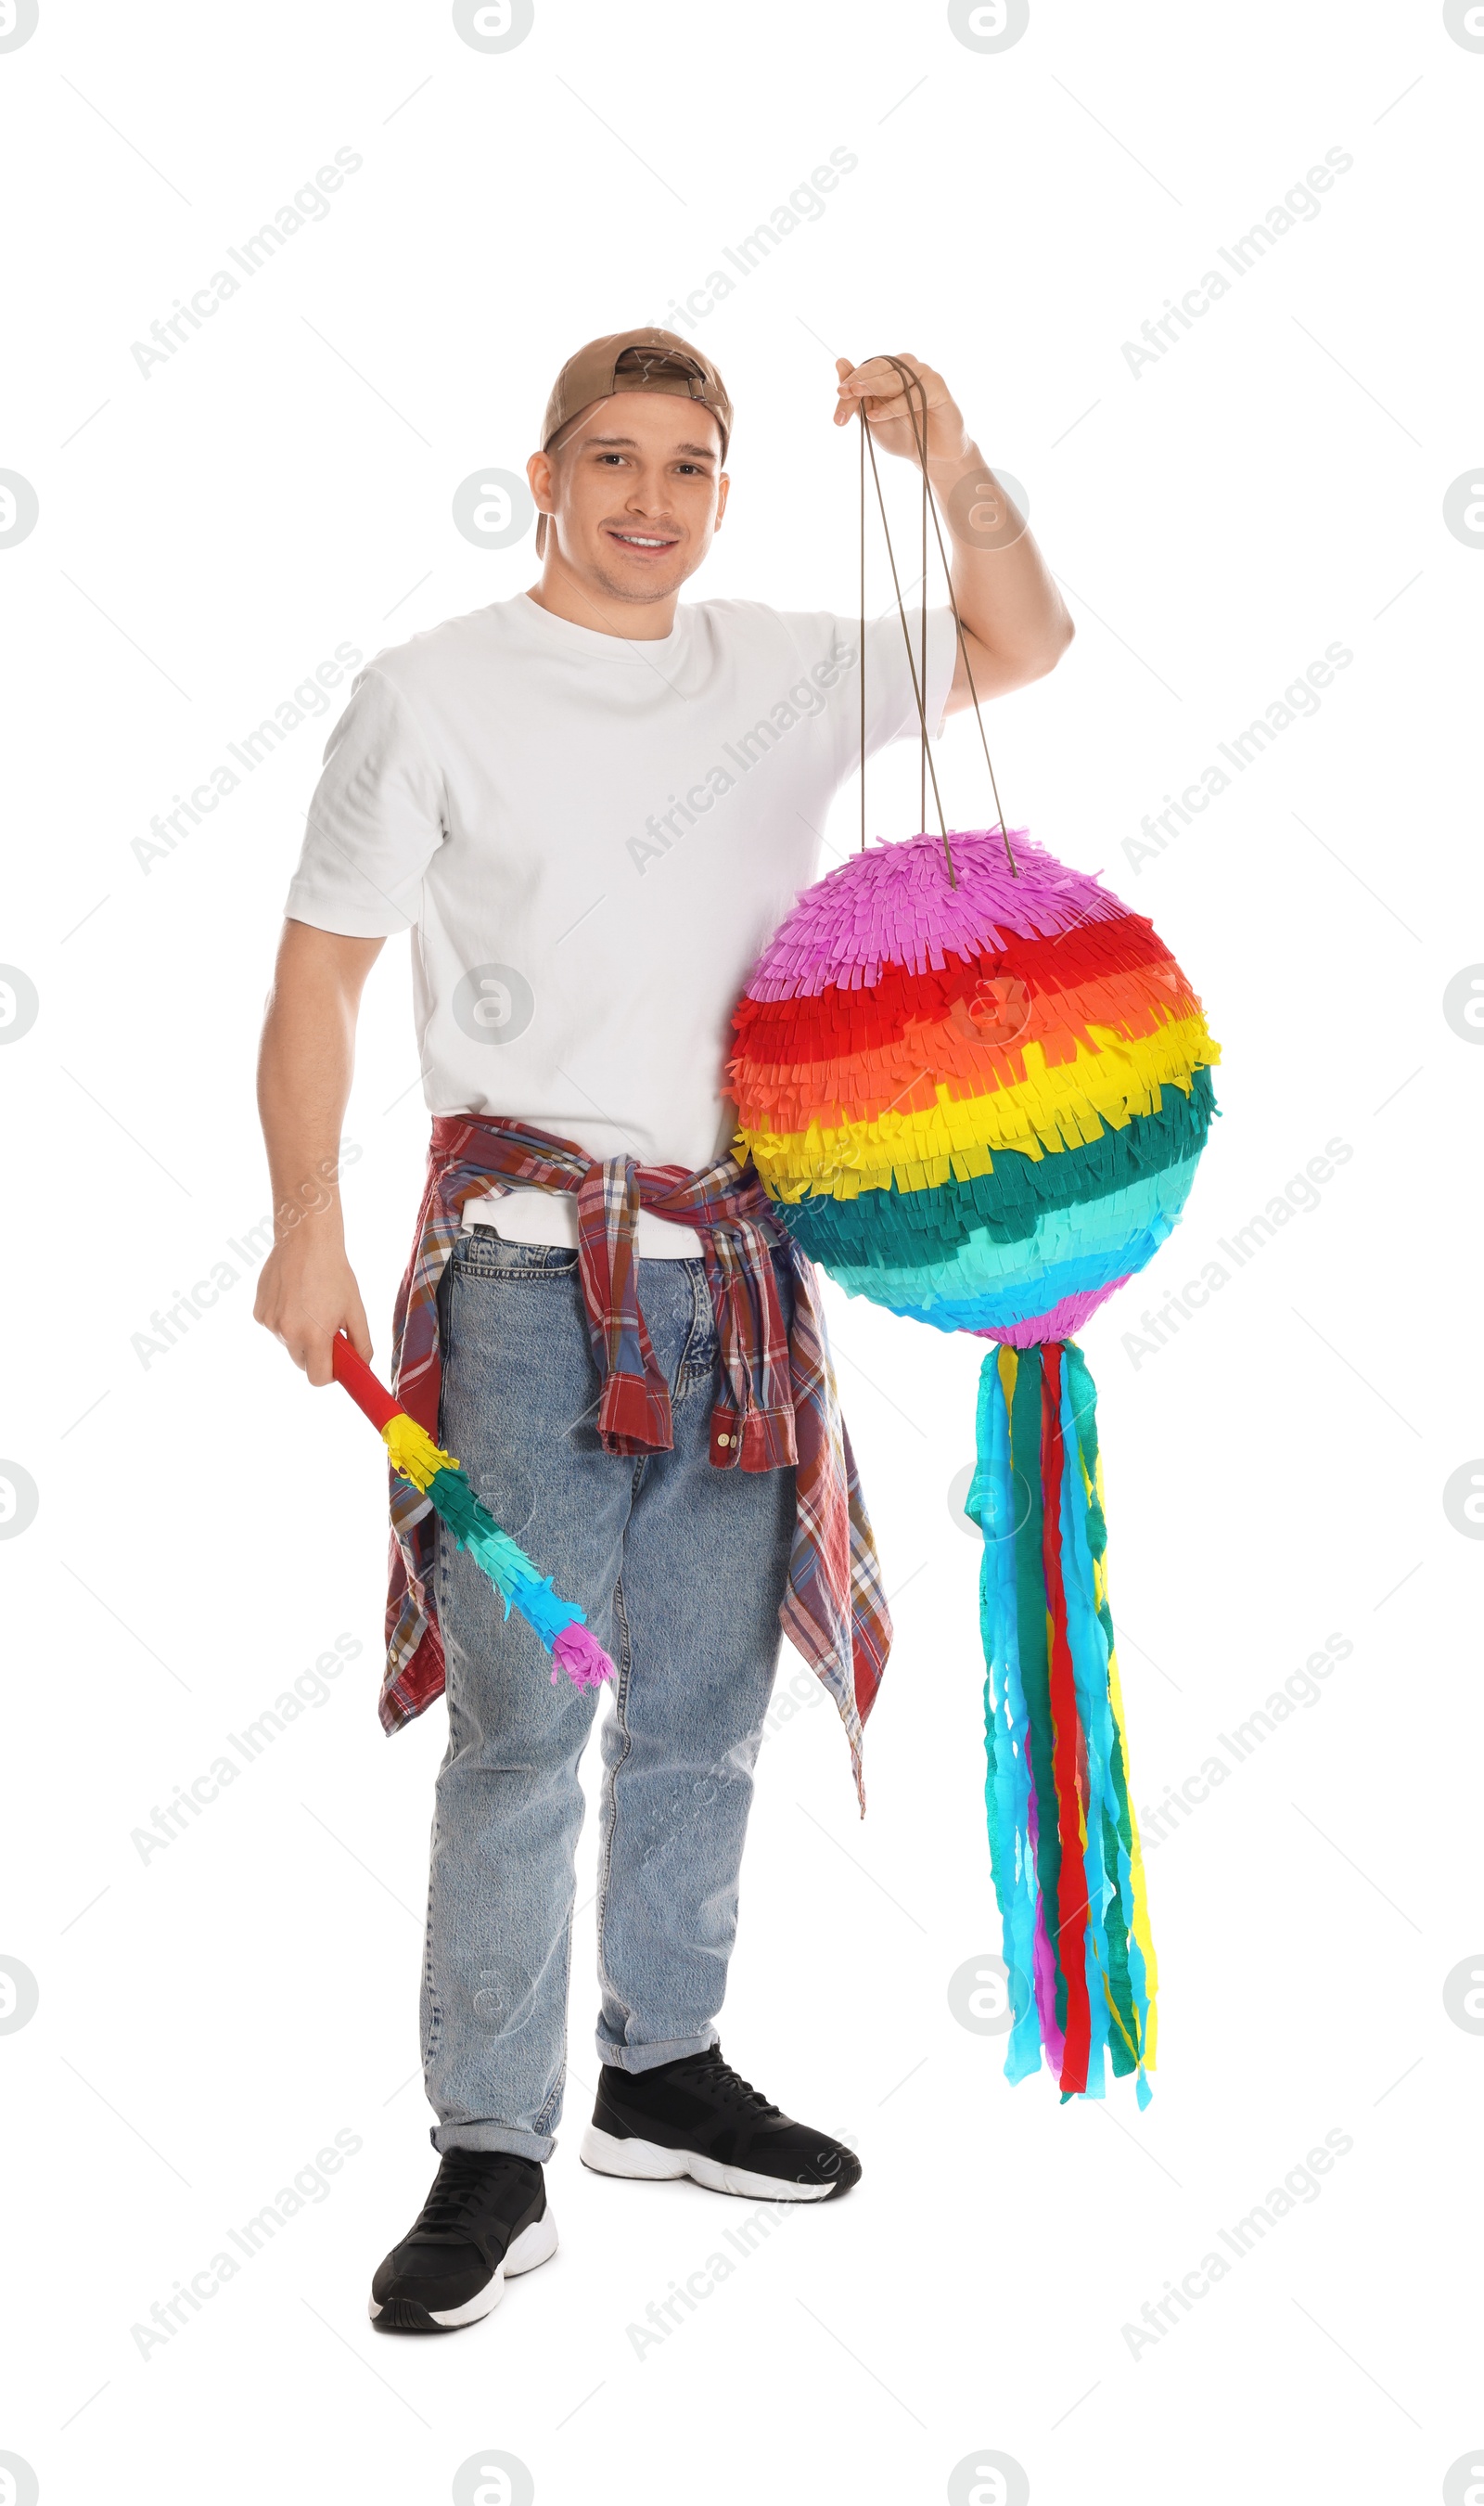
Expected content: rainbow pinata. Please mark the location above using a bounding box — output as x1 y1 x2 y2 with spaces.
730 828 1220 2102
731 829 1217 1340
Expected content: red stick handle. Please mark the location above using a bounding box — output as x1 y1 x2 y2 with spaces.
331 1331 403 1432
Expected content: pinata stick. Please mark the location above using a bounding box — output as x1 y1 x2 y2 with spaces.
331 1331 613 1691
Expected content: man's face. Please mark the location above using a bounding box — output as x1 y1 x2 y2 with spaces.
528 391 728 604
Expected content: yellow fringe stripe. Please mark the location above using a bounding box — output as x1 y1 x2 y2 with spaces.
382 1412 459 1491
746 1014 1219 1201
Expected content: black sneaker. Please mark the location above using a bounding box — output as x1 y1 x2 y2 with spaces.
581 2043 860 2203
369 2149 556 2333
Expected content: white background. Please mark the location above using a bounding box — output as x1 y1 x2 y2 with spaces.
1 3 1479 2501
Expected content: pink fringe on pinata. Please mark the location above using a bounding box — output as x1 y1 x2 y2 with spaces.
974 1279 1131 1349
745 830 1129 1001
550 1621 616 1690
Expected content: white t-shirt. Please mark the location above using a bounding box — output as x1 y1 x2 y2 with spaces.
285 589 956 1253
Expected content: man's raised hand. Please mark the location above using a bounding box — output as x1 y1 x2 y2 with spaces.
833 353 971 469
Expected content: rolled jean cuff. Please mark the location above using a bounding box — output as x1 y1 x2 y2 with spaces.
430 2122 554 2163
595 2024 717 2076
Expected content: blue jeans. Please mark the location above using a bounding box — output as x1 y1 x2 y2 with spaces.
424 1231 797 2160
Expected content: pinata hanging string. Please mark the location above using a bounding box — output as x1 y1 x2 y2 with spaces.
859 400 866 855
882 356 1017 880
858 405 955 886
918 369 928 840
856 358 1018 883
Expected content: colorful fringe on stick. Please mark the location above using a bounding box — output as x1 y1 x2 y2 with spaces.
967 1340 1155 2103
331 1333 613 1691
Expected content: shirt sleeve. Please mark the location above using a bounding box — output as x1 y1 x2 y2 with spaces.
283 662 445 937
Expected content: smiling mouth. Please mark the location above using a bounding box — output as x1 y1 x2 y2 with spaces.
606 528 680 551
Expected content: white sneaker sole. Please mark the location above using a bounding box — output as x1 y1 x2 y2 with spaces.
367 2207 558 2329
580 2123 834 2202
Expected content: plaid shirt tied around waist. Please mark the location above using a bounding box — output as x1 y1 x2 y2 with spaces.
378 1113 891 1809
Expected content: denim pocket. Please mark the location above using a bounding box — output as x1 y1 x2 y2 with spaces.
452 1229 579 1282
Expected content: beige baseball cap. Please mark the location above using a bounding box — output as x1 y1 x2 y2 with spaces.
534 328 732 554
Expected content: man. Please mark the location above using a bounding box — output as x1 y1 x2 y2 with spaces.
255 330 1071 2335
